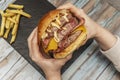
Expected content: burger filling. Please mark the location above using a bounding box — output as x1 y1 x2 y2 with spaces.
41 10 85 57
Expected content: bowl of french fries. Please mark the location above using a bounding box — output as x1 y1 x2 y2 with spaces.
0 3 31 44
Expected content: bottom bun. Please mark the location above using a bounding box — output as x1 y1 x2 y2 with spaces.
53 25 87 58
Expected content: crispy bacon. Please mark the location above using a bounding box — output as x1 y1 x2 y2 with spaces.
57 17 79 41
41 12 84 53
55 31 81 53
42 38 51 49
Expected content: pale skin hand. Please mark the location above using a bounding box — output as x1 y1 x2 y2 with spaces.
27 3 117 80
58 3 117 51
27 27 72 80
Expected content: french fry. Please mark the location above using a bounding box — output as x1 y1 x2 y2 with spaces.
7 17 17 23
10 14 20 43
0 3 31 44
3 13 15 17
6 9 31 18
8 4 24 9
0 26 1 34
4 28 11 39
10 33 17 44
5 19 10 29
10 15 17 28
4 18 16 38
0 10 4 15
0 16 6 36
12 14 20 35
0 10 15 17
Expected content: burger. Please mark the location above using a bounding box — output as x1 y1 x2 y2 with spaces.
38 9 87 58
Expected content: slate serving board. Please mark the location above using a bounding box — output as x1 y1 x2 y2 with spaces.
4 0 93 77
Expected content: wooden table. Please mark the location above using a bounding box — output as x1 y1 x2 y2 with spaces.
0 0 120 80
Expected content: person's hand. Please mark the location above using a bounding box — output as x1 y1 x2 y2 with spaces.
58 3 117 51
58 3 102 44
27 27 72 80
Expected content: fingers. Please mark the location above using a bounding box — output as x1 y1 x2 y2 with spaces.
27 27 44 62
56 54 72 66
58 3 85 19
27 27 37 52
30 27 39 54
81 40 87 46
65 54 72 61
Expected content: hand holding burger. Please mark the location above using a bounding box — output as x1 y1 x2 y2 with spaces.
27 27 72 80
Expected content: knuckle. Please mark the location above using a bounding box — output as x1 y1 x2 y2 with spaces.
34 39 38 44
30 54 40 63
27 37 33 43
31 56 37 62
66 54 72 60
80 9 85 13
67 2 72 6
31 39 36 44
60 62 65 66
30 38 37 45
67 3 72 5
27 37 30 42
29 54 35 61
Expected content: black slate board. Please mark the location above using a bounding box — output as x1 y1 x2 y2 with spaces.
4 0 93 77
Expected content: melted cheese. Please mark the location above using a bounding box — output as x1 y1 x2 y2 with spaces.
72 25 86 33
45 38 58 53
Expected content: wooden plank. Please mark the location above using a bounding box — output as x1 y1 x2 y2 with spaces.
0 51 21 80
96 6 117 26
0 0 15 10
47 0 63 7
97 64 116 80
75 0 117 28
111 72 120 80
0 38 14 62
62 42 98 80
64 0 78 5
88 0 109 20
105 0 120 11
114 20 120 36
83 0 96 14
12 64 43 80
105 12 120 32
0 38 44 80
83 0 117 28
75 0 89 8
47 0 78 7
1 57 28 80
70 50 110 80
39 76 46 80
